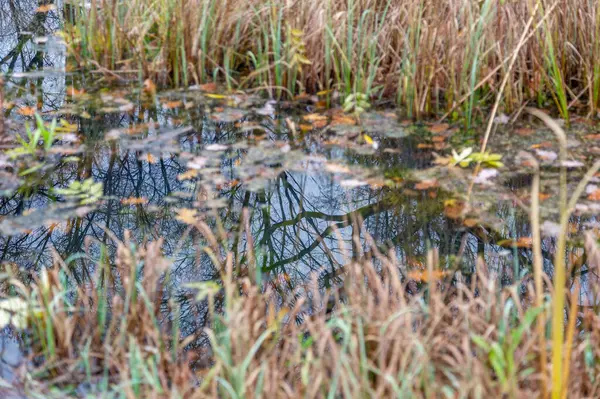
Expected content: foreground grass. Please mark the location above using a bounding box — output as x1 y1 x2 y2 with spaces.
63 0 600 121
0 222 599 398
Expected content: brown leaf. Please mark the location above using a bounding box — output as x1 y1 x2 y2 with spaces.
121 197 149 205
303 113 327 122
427 123 449 134
17 106 36 116
198 82 218 92
407 270 447 282
588 189 600 201
498 237 533 248
162 101 183 110
463 218 478 227
66 86 85 97
36 4 56 13
415 179 438 190
515 127 535 136
330 115 356 126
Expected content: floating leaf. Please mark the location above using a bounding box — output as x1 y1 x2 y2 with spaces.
414 179 438 190
17 106 36 116
427 123 449 134
121 197 149 205
175 208 198 225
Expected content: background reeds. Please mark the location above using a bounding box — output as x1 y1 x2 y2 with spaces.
63 0 600 120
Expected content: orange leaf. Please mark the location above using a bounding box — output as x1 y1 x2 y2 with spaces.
414 179 438 190
178 170 199 181
427 123 449 134
331 115 356 126
588 189 600 201
36 4 56 13
198 82 217 92
311 119 328 129
175 208 198 225
162 101 183 110
498 237 533 248
303 113 327 122
407 270 447 282
17 106 36 116
121 197 149 205
299 124 313 132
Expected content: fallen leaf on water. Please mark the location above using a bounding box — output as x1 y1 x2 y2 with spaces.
588 189 600 201
303 113 327 122
414 179 438 190
178 170 199 181
143 79 156 96
162 101 183 110
444 199 465 219
198 82 217 92
299 124 313 132
311 120 328 129
36 4 56 12
515 127 535 136
463 218 478 227
121 197 149 205
530 141 553 149
497 237 533 248
205 93 228 100
175 208 198 225
539 193 551 202
17 106 36 116
331 115 356 126
66 86 85 97
407 270 447 282
427 123 449 134
584 134 600 141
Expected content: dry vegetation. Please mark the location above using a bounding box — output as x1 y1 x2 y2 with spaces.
2 224 600 398
65 0 600 121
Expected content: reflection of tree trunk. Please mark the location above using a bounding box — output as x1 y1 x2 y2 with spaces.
1 1 50 71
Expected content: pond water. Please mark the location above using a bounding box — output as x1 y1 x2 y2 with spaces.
2 1 600 391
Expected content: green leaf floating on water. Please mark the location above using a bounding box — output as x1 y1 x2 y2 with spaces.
55 178 103 205
452 147 504 168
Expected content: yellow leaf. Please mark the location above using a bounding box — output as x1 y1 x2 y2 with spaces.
303 113 327 122
175 208 198 225
363 134 373 145
177 169 199 181
407 270 447 282
205 94 228 99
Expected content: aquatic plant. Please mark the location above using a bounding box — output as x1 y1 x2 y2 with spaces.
62 0 600 120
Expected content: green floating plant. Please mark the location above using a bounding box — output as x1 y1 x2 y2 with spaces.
55 178 103 205
452 147 504 168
